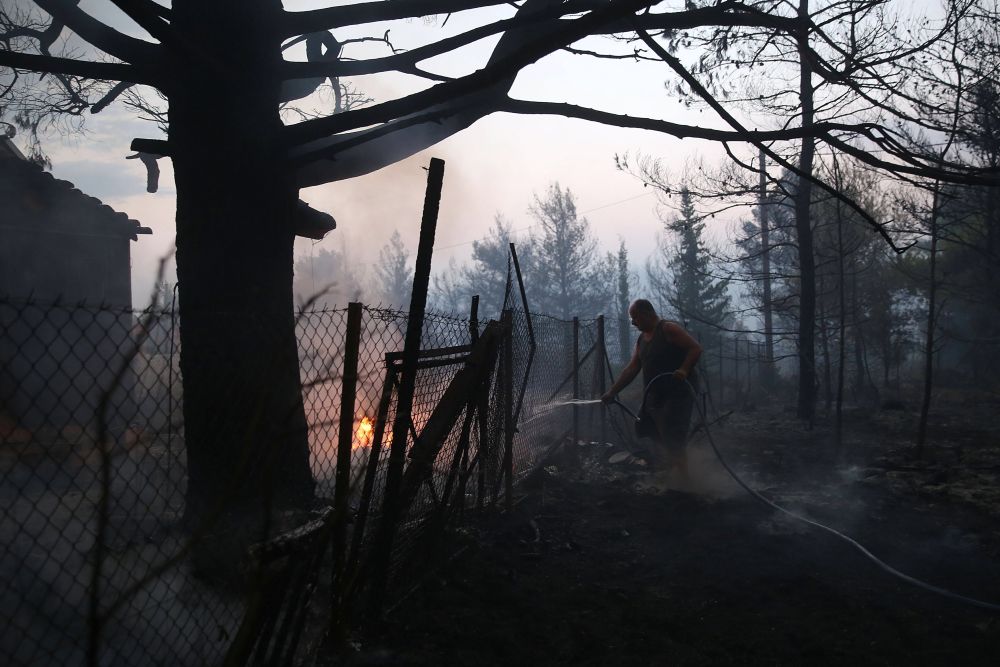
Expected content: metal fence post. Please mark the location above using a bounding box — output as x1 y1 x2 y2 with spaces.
734 336 740 399
472 296 491 512
597 315 606 445
167 283 178 478
332 302 362 597
508 243 536 430
458 295 479 517
346 348 393 579
502 309 514 512
572 317 580 445
477 360 491 511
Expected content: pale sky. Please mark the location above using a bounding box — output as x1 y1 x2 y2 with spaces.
21 0 940 307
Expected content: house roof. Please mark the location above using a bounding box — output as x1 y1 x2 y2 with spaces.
0 138 152 241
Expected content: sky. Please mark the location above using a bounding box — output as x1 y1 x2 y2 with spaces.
17 0 860 308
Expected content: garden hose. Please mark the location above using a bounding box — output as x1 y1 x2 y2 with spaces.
610 370 678 423
608 373 1000 613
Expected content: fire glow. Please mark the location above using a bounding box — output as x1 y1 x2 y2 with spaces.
354 416 374 449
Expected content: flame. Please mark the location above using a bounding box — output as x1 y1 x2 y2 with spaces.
354 416 374 449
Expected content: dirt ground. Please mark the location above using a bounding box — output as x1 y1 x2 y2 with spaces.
342 396 1000 666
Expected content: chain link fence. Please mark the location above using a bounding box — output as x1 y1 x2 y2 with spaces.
1 298 214 666
1 291 648 665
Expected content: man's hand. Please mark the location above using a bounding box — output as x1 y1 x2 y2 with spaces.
600 391 617 405
672 369 688 382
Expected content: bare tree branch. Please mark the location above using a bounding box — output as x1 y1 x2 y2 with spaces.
90 80 134 112
0 49 157 83
280 0 802 80
280 0 514 38
283 0 659 147
33 0 161 64
636 25 948 253
498 97 890 143
106 0 173 45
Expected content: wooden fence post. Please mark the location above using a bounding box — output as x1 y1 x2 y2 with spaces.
469 296 480 343
367 157 444 620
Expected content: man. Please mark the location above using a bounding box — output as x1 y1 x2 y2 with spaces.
602 299 702 481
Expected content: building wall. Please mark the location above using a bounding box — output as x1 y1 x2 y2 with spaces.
0 208 132 306
0 155 140 432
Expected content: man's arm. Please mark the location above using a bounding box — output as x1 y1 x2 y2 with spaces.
601 342 641 403
661 321 702 381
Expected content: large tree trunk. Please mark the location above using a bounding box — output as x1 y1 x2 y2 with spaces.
170 1 315 561
836 189 846 441
794 152 817 418
917 185 941 453
795 0 817 422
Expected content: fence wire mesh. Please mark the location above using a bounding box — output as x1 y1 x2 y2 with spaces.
2 290 766 665
0 298 232 666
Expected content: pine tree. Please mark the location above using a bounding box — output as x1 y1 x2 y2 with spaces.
647 187 730 345
375 230 413 308
466 215 529 316
528 183 604 319
615 239 640 364
431 215 533 317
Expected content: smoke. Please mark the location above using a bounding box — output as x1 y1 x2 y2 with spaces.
658 442 744 499
294 145 486 307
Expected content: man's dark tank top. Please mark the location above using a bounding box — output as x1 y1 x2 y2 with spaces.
637 320 694 397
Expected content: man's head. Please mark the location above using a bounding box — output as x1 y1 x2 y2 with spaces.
628 299 658 332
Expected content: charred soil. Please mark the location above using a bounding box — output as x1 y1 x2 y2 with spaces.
344 398 1000 666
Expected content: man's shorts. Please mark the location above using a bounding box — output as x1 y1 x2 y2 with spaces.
645 390 694 450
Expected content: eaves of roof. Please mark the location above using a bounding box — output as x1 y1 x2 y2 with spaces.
0 145 152 241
